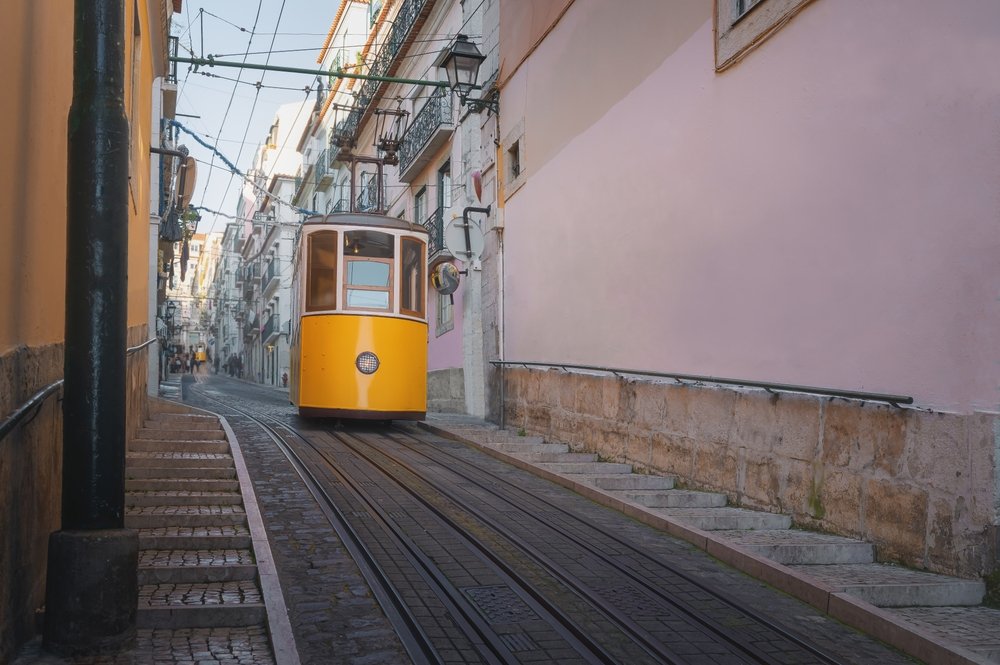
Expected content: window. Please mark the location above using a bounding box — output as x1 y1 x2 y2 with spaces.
715 0 815 71
306 230 337 312
343 230 394 311
437 161 452 212
507 141 521 179
414 187 427 225
400 237 426 318
436 291 454 336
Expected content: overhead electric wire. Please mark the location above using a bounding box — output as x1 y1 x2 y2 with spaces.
214 0 287 227
193 0 264 215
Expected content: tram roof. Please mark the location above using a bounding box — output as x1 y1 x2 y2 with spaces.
302 212 428 234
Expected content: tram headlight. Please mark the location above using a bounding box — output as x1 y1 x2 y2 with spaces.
356 351 380 375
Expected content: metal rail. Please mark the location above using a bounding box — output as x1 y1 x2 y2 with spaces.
0 337 158 443
492 359 913 406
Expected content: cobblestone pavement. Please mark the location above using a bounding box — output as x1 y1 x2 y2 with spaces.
185 378 412 665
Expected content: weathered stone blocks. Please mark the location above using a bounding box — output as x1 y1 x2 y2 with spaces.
496 365 998 578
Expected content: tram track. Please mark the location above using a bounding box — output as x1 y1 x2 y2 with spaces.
192 387 626 664
189 383 860 664
349 425 849 665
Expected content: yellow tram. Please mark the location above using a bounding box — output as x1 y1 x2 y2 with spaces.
289 213 428 420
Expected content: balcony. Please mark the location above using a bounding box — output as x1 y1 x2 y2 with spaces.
398 90 453 182
261 313 279 344
314 149 333 188
422 207 452 265
334 0 434 145
356 181 382 213
261 259 279 297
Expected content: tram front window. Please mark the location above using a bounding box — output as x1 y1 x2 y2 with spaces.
346 261 391 309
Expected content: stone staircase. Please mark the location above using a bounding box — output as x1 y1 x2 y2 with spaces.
424 419 1000 664
126 402 281 650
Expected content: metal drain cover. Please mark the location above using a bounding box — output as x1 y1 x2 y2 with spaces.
464 585 539 624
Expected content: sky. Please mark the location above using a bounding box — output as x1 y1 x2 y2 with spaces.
169 0 339 236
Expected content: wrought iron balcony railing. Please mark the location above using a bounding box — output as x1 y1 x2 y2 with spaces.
333 0 429 146
261 313 278 343
398 89 453 179
422 207 445 257
261 259 279 292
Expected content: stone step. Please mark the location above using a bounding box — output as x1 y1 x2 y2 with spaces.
513 451 598 463
622 489 728 509
715 529 875 565
127 478 240 492
536 461 633 475
126 491 244 507
138 549 257 585
892 606 1000 662
137 580 267 628
138 526 252 551
136 428 227 441
656 506 793 531
479 433 547 446
125 505 248 529
789 563 986 607
147 413 220 427
130 439 232 454
582 474 676 491
128 466 236 480
489 442 570 454
145 418 222 431
127 452 233 468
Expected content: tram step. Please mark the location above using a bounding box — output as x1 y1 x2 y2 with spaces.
125 506 248 530
621 489 728 509
490 441 570 454
136 428 228 441
714 529 875 565
654 506 792 531
787 563 985 607
127 466 237 480
127 478 241 492
130 439 232 454
127 452 233 468
126 491 244 507
514 451 598 463
137 581 267 628
582 474 676 491
535 461 633 475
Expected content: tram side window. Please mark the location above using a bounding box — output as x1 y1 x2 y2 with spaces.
306 231 338 312
344 230 394 311
400 237 425 318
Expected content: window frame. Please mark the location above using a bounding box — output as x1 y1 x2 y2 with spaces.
400 237 427 319
714 0 816 72
305 230 338 313
342 257 394 312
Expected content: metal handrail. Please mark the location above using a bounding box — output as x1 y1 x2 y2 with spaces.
1 337 159 442
0 380 65 442
490 360 913 407
126 337 158 354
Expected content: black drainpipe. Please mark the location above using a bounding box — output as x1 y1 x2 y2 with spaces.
44 0 138 655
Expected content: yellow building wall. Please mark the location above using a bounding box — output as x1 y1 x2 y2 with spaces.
0 2 73 352
0 2 168 660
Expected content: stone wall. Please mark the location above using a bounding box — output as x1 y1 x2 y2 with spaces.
499 366 999 579
0 343 63 663
0 326 151 661
427 367 465 413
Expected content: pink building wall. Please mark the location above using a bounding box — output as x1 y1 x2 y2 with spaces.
499 0 1000 412
427 277 463 370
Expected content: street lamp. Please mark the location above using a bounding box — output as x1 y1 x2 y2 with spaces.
440 34 498 115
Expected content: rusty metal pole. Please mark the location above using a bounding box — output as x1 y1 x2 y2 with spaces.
44 0 138 654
